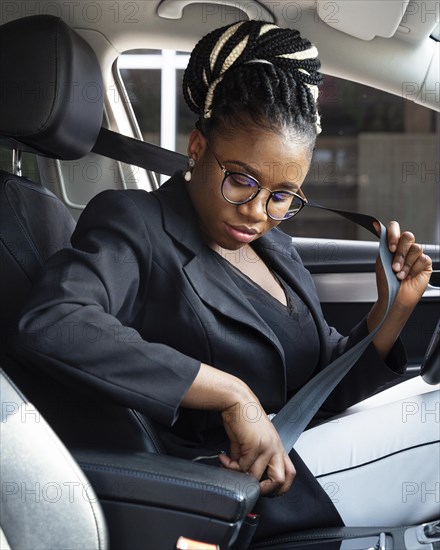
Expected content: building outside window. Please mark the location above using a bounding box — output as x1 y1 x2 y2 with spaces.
118 49 439 243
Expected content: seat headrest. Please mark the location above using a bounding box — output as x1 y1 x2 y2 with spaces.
0 15 103 160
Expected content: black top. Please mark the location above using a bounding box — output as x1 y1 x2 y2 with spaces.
220 259 320 396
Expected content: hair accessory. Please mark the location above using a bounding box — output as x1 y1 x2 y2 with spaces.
184 157 196 182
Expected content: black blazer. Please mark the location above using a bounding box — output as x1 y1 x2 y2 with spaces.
16 173 406 536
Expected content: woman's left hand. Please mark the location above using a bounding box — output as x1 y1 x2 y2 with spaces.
376 221 432 310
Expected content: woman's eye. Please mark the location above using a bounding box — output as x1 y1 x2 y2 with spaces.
272 191 292 203
230 174 256 187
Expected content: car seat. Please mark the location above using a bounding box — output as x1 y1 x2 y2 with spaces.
0 13 166 454
0 14 258 549
0 368 108 549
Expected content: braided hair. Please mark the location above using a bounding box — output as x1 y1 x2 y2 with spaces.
183 21 323 147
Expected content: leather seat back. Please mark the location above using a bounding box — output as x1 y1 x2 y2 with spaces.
0 172 76 343
0 13 103 341
0 15 164 455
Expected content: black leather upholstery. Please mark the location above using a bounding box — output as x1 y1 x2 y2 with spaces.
0 169 165 455
0 15 103 159
76 450 258 523
0 369 109 550
0 14 98 439
0 171 75 336
73 449 258 549
0 14 103 336
0 14 166 456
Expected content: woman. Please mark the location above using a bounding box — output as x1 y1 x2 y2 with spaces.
16 21 437 538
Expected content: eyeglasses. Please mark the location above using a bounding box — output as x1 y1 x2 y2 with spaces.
207 143 307 221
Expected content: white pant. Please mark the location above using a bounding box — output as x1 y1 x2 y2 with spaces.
295 377 440 526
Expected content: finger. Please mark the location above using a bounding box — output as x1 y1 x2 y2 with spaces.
406 252 433 280
261 453 296 497
394 240 420 280
259 475 283 496
218 453 242 472
259 478 283 497
372 221 381 237
236 447 261 475
260 453 296 497
246 451 273 482
228 441 241 462
386 221 401 253
392 231 415 273
278 453 296 496
395 242 422 280
220 443 261 475
258 456 286 496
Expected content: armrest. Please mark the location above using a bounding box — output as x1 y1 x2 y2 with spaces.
73 449 259 524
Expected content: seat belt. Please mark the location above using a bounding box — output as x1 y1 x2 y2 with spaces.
92 128 187 175
91 126 400 452
272 203 400 451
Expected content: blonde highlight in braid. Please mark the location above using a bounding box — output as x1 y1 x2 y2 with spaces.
183 20 323 140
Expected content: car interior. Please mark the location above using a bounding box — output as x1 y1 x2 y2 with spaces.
0 1 439 549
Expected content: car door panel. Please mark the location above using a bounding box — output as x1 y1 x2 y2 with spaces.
293 238 440 371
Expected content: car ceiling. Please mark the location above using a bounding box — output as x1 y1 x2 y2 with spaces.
2 0 439 110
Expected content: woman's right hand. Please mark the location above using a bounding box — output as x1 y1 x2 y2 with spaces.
181 362 295 496
219 398 296 496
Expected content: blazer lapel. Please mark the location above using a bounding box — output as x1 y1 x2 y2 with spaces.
183 251 286 361
254 231 313 303
154 174 206 256
155 175 286 361
254 231 330 368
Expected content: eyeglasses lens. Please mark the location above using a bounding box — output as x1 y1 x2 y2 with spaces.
222 174 303 220
267 192 303 220
222 173 258 203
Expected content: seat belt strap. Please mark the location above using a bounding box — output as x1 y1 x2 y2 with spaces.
92 128 187 176
272 202 400 451
91 126 401 452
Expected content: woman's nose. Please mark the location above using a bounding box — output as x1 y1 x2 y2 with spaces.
236 191 268 221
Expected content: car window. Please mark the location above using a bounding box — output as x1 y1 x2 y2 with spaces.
117 49 438 243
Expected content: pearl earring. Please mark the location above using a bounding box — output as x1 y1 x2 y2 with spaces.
184 157 196 182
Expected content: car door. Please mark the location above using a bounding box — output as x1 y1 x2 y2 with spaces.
294 237 439 373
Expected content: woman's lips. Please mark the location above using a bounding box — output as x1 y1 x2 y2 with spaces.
224 223 258 243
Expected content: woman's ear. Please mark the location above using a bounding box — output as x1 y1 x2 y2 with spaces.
187 129 207 161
